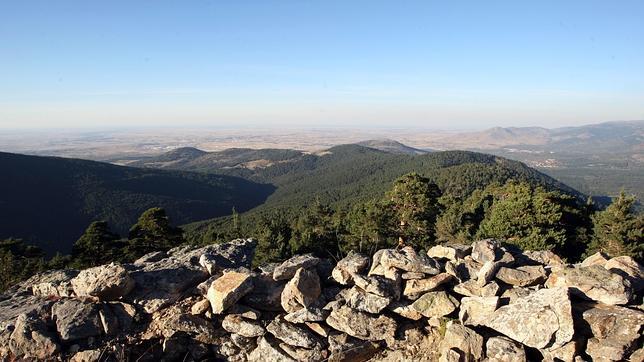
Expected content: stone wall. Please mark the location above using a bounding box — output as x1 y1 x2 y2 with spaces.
0 238 642 361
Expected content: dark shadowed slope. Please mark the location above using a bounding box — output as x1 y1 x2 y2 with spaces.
0 152 275 255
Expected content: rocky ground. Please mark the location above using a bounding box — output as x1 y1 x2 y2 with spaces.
1 238 642 361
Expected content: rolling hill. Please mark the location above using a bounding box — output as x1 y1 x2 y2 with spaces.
0 152 275 255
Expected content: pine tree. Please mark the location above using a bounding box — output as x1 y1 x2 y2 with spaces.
253 212 292 266
385 172 442 249
290 199 340 256
127 207 184 260
588 191 643 261
72 221 122 267
343 200 394 253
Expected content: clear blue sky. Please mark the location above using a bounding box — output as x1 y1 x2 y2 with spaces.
1 0 643 129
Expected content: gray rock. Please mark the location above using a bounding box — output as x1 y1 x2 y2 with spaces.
280 342 328 362
207 270 254 314
267 315 322 348
305 322 332 337
485 336 527 362
146 304 217 344
401 271 426 279
31 269 78 298
98 301 136 335
273 254 321 281
580 252 610 267
379 246 441 274
190 298 210 315
545 265 632 305
403 273 454 299
9 312 60 359
222 314 265 337
344 286 392 314
387 300 423 320
520 250 565 266
574 302 644 362
284 307 328 323
281 267 321 313
411 291 460 318
458 296 499 326
496 265 547 287
438 322 484 362
453 279 500 297
331 252 370 285
328 332 380 362
52 299 103 342
470 238 502 264
70 349 102 362
353 273 401 299
540 340 579 362
198 238 257 275
427 243 472 261
248 336 297 362
604 255 644 292
228 303 262 320
242 273 286 311
483 287 574 350
230 332 257 352
71 263 135 301
326 305 397 341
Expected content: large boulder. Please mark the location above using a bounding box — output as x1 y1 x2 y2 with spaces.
331 252 370 285
574 302 644 361
9 312 60 359
326 305 397 342
273 254 320 281
411 291 460 318
545 265 632 305
51 299 103 342
146 304 218 344
580 252 610 267
470 239 503 264
99 302 136 335
207 270 254 314
71 263 135 301
281 267 321 313
483 287 574 350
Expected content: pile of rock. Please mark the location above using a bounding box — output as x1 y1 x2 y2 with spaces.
1 238 642 361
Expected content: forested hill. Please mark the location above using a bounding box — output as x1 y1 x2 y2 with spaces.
0 152 275 255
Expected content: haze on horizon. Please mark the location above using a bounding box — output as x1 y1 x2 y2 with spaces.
1 1 643 130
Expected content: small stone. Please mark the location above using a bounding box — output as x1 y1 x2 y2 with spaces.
284 307 328 323
387 300 423 321
248 336 296 362
207 270 254 314
401 271 426 279
280 343 328 361
305 322 331 337
411 291 460 318
453 279 500 297
191 299 210 315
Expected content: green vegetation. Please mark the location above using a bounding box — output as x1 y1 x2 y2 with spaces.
0 151 275 255
587 191 643 261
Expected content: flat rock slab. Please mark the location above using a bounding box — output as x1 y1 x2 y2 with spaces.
208 271 254 314
51 299 103 342
411 291 460 318
483 287 574 350
545 265 632 305
71 263 135 301
273 254 320 281
496 265 547 287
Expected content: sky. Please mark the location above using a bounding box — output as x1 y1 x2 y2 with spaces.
1 0 643 130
